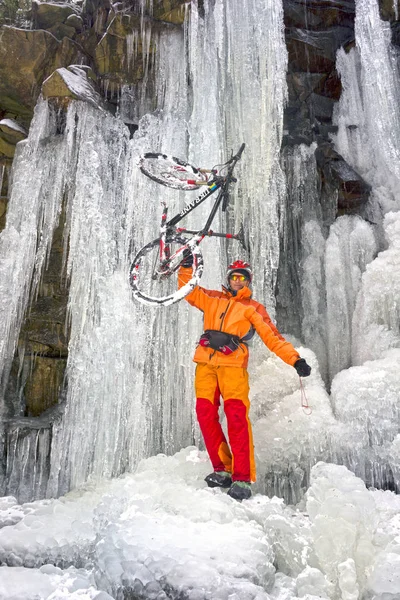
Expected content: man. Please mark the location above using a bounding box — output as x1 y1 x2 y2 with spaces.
178 259 311 501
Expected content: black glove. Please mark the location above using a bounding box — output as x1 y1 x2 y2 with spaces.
294 358 311 377
181 250 193 268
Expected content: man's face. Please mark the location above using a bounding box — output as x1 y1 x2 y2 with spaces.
229 272 250 292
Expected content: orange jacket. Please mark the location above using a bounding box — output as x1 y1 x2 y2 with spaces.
178 267 300 369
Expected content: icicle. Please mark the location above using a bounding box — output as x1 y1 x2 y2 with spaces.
278 144 321 332
125 30 139 71
5 420 52 503
352 212 400 365
325 216 377 379
188 0 288 315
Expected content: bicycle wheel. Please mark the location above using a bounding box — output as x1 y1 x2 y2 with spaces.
129 235 204 306
139 153 208 190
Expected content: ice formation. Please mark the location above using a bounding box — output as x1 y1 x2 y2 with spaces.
3 450 400 599
0 102 66 406
351 211 400 365
325 215 377 380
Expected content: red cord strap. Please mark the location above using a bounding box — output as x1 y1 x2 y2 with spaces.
299 377 312 415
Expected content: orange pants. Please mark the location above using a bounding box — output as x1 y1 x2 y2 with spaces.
195 363 256 482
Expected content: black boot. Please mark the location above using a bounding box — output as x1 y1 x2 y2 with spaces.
227 481 251 501
205 471 232 488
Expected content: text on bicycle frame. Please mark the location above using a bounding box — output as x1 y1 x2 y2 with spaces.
178 184 218 219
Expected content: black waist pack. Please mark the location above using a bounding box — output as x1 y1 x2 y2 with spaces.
199 329 242 355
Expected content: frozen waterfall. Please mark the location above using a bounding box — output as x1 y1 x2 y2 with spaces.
1 0 400 598
1 0 290 498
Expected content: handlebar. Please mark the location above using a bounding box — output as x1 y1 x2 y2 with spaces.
233 143 245 162
227 143 245 169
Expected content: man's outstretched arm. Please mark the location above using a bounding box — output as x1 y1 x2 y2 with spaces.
248 308 311 375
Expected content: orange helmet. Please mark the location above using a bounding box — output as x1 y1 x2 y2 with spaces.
226 260 252 284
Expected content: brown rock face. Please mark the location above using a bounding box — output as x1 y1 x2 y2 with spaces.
379 0 400 21
10 203 69 418
0 27 83 123
284 0 355 150
0 194 7 231
0 119 27 158
285 0 355 29
152 0 187 24
315 142 371 212
32 0 80 31
22 356 67 417
0 163 9 232
94 13 152 84
283 0 370 216
286 27 354 73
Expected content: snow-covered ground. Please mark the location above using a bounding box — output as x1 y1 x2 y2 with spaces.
2 445 400 600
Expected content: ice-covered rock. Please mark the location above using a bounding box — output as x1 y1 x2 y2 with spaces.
363 553 400 600
42 67 103 109
330 348 400 488
260 497 316 577
0 119 28 158
295 565 334 598
0 496 26 528
338 558 359 600
0 565 112 600
0 448 278 599
2 453 400 599
352 212 400 365
0 119 27 139
250 346 335 504
306 462 377 594
0 118 27 159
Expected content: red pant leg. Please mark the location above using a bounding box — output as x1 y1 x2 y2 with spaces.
224 398 255 482
216 367 255 482
195 364 232 473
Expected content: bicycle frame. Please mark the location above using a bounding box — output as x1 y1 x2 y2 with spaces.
157 144 246 270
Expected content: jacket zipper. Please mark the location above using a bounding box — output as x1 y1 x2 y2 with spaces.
219 301 231 331
209 300 232 360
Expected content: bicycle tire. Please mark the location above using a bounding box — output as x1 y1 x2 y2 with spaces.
139 153 209 190
129 235 204 306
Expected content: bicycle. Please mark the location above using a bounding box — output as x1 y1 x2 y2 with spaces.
129 143 246 306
